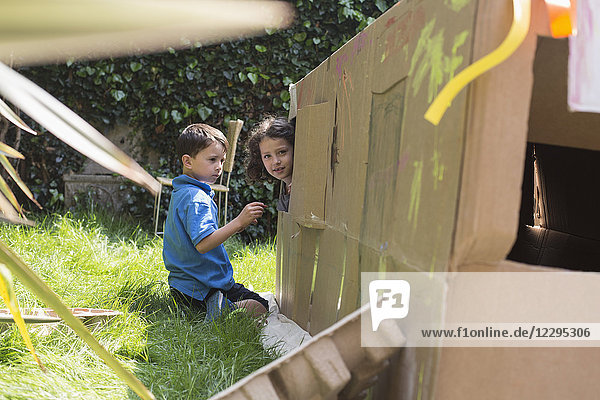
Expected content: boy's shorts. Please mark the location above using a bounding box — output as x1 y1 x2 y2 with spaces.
170 283 269 311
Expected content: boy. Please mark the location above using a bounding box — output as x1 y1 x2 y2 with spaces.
163 123 268 322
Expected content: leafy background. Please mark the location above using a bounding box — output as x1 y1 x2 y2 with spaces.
6 0 394 241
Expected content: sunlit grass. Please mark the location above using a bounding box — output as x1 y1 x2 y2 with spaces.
0 211 278 399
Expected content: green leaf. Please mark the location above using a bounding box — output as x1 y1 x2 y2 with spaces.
110 89 126 102
280 91 290 101
0 155 41 209
238 72 247 82
205 90 218 98
247 73 258 85
375 0 387 12
0 264 45 371
130 61 143 72
197 105 213 120
293 32 307 42
255 44 267 52
151 106 160 114
0 98 37 135
159 108 169 122
170 109 183 123
312 37 321 45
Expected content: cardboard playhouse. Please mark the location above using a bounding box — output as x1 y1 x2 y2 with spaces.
211 0 600 399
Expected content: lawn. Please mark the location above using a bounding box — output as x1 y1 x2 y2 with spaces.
0 211 279 399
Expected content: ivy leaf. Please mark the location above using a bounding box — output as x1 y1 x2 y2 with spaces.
255 44 267 53
375 0 387 12
247 73 258 85
238 72 247 82
130 62 143 72
151 106 160 114
205 90 217 98
159 109 169 123
293 32 307 42
197 105 213 120
313 37 321 45
110 89 126 102
170 110 183 123
280 91 290 101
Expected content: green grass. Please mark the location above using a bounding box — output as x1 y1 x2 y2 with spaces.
0 211 279 399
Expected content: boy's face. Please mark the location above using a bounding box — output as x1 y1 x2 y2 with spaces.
182 141 226 184
259 137 293 185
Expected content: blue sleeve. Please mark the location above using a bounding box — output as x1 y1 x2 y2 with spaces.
180 198 216 246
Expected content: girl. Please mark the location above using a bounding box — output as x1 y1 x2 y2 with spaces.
246 116 295 212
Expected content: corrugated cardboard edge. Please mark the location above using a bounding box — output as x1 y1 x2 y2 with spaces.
208 306 404 400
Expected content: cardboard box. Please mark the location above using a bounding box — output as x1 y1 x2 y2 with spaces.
217 0 600 398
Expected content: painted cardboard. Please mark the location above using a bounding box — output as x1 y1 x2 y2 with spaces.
265 0 600 398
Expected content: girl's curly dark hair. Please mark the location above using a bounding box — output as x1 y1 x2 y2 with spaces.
245 116 295 182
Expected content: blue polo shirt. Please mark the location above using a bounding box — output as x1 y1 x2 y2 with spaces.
162 174 234 301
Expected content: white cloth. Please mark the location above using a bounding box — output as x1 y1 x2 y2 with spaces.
258 292 312 355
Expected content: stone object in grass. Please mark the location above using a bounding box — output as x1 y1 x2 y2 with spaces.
0 307 122 335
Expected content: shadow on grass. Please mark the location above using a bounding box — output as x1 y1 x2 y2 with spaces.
109 278 280 399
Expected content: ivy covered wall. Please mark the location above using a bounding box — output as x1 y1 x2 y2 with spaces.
11 0 394 240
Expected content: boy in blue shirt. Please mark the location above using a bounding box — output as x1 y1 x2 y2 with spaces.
163 123 268 322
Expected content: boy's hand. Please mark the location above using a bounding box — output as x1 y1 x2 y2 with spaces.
235 202 266 231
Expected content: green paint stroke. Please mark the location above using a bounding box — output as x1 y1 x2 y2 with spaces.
409 18 470 102
445 0 471 13
408 160 423 231
431 132 445 190
417 361 425 400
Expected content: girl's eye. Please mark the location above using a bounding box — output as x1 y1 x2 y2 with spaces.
263 154 270 159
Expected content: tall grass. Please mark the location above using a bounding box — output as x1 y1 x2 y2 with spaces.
0 211 278 399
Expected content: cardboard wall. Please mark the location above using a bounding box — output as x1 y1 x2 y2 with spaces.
281 0 478 332
273 0 600 399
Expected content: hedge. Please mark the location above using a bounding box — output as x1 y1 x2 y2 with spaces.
10 0 394 240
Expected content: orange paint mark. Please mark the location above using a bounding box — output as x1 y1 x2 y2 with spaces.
545 0 577 38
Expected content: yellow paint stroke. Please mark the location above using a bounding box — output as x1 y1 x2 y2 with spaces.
409 19 470 103
408 160 423 231
425 0 531 125
445 0 471 13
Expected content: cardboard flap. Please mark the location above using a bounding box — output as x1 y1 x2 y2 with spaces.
289 102 332 228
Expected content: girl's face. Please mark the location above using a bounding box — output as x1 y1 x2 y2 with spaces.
259 137 293 185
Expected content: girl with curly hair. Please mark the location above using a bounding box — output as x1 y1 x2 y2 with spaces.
245 116 295 212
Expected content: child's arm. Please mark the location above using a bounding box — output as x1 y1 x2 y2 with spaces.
195 202 266 254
